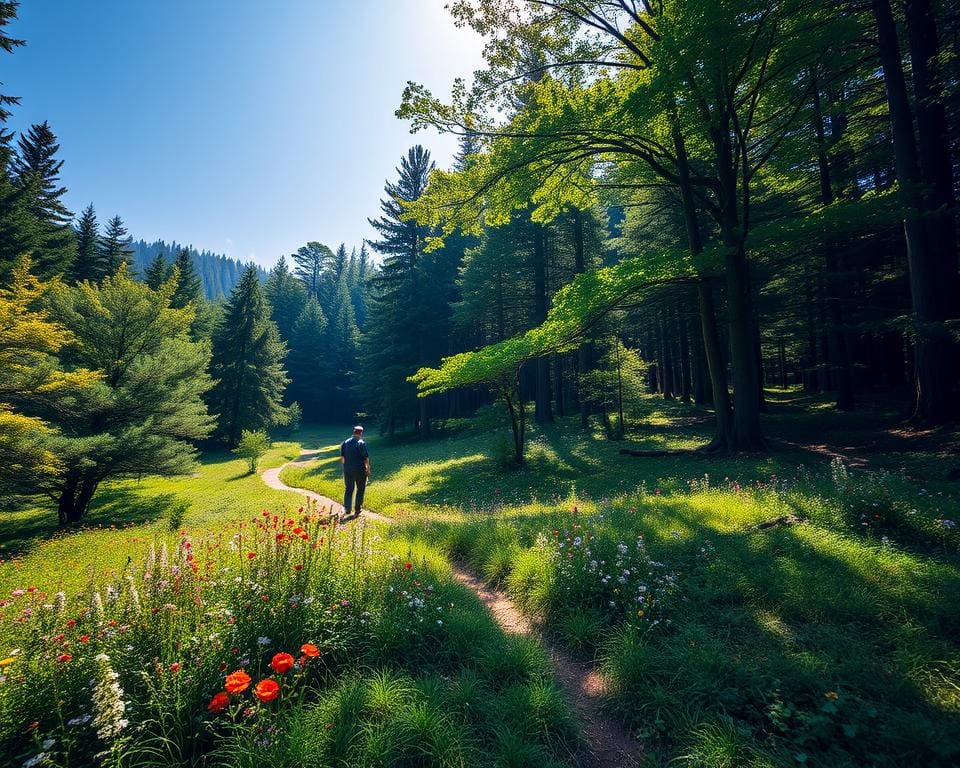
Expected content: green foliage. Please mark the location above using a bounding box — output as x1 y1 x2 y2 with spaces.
264 255 307 341
233 428 271 473
68 203 103 283
98 214 133 275
170 247 203 309
44 265 214 522
208 265 289 447
143 251 172 290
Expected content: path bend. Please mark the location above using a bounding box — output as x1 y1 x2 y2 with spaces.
261 448 642 767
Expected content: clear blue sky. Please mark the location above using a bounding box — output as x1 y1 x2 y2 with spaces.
5 0 484 268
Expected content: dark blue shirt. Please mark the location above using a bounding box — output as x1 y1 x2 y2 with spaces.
340 436 369 473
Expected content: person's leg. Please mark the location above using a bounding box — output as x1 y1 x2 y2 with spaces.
343 472 355 512
354 472 367 513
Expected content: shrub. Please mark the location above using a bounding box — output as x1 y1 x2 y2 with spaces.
233 429 272 474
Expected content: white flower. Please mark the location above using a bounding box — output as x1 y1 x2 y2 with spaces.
23 753 48 768
41 739 55 750
257 636 271 646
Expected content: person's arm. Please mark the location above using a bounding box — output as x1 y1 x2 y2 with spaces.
364 456 371 476
340 442 345 465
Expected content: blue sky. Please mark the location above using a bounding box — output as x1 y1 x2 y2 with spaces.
5 0 484 268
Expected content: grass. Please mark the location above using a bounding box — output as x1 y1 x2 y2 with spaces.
281 395 960 767
1 391 958 767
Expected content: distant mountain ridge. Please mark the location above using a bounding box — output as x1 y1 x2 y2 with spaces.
129 239 267 299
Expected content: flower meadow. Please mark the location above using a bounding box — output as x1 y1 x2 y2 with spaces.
0 504 579 767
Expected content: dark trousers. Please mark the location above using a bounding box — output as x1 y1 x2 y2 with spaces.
343 470 367 513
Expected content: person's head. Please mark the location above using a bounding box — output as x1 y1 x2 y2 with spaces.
352 425 364 438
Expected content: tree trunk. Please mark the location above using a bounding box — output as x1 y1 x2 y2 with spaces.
572 210 591 429
678 301 692 404
905 0 960 413
673 117 733 449
58 471 100 525
659 312 674 400
725 243 765 450
615 336 625 438
532 225 553 424
873 0 956 422
778 339 787 389
553 355 565 417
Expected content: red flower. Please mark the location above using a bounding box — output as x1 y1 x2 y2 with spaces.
169 662 182 673
80 634 90 644
247 552 256 559
269 652 295 673
300 643 320 658
293 564 303 571
56 653 72 663
66 619 77 628
207 691 230 714
261 595 270 603
404 562 412 570
254 678 280 702
225 670 252 694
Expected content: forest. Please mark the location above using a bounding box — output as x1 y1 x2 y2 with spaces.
1 1 958 767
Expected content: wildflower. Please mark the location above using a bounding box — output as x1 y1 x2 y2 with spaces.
169 662 181 673
66 619 76 628
300 643 320 658
824 691 839 701
293 564 303 571
940 519 956 530
257 636 271 646
225 670 252 694
57 654 73 663
23 753 48 768
89 591 104 625
93 654 128 741
404 562 412 570
254 678 280 702
125 575 141 614
0 657 15 668
247 552 256 559
207 691 230 714
269 652 294 674
54 591 66 615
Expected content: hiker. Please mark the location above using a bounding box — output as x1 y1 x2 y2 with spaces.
340 425 370 517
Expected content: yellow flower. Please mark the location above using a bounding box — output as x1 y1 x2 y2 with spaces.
637 609 645 618
0 657 16 668
824 691 839 701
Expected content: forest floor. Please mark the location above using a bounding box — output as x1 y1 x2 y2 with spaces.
2 390 958 767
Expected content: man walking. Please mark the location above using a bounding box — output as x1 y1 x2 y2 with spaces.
340 425 370 517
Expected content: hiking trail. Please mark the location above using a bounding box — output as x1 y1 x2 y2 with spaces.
261 449 644 767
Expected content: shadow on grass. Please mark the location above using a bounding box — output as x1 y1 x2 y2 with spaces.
396 497 960 766
0 488 186 559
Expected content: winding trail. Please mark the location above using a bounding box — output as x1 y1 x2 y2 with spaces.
261 449 643 767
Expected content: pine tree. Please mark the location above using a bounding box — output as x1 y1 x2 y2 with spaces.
10 122 75 277
99 215 133 275
291 241 334 302
350 244 369 328
45 266 214 523
264 255 307 341
333 243 348 280
0 2 24 123
286 296 329 417
170 247 202 308
144 252 171 290
68 204 103 282
208 265 289 447
327 267 359 417
364 145 436 434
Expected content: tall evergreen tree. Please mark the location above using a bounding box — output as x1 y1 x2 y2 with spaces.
350 244 369 328
208 265 289 447
99 215 133 275
333 243 348 280
68 204 102 283
286 296 329 417
10 122 74 277
144 252 171 290
364 145 438 434
0 2 24 124
264 255 307 341
291 241 334 302
170 247 203 308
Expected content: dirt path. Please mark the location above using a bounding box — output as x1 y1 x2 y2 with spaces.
261 451 394 525
450 566 643 768
261 450 643 767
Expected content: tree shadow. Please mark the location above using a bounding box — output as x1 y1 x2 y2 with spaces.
0 488 187 559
